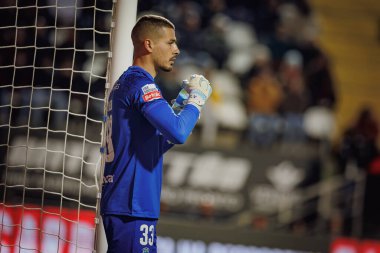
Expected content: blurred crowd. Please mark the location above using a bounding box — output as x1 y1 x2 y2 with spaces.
139 0 337 147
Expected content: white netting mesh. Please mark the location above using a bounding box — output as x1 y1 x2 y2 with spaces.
0 1 113 252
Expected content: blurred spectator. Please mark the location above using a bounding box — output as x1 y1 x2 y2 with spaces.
175 2 204 53
202 0 228 26
302 44 336 108
251 0 280 42
278 49 308 142
266 21 297 70
277 2 305 42
339 107 380 238
201 14 230 68
246 59 283 147
336 107 379 173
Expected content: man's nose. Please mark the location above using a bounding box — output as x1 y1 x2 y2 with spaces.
174 45 180 55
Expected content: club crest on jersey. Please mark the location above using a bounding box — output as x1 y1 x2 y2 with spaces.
142 83 162 102
142 247 149 253
103 175 114 184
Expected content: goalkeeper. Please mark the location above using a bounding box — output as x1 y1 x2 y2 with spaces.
100 14 212 253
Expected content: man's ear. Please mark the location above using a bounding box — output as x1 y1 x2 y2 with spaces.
144 39 154 53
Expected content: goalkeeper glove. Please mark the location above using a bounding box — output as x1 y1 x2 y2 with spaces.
183 74 212 111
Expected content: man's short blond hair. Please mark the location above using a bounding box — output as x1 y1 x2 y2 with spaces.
131 15 175 46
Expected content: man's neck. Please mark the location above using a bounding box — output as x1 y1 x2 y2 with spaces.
133 57 157 78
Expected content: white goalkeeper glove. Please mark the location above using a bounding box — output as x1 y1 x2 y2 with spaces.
183 74 212 111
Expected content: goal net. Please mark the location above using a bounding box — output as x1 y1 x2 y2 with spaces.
0 1 114 252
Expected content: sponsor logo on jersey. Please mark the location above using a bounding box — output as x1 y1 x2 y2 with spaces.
143 91 162 102
142 83 158 94
142 247 149 253
142 83 162 102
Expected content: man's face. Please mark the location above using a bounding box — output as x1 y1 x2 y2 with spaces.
152 27 180 72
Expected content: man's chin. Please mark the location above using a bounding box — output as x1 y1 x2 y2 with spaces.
160 66 173 72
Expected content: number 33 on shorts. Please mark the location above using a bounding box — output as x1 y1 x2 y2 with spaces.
140 224 154 246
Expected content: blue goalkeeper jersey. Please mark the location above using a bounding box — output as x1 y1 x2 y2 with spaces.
100 66 200 219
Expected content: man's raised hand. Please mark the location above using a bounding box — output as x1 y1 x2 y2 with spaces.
183 74 212 111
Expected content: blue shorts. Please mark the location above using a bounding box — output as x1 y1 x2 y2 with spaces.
102 215 158 253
